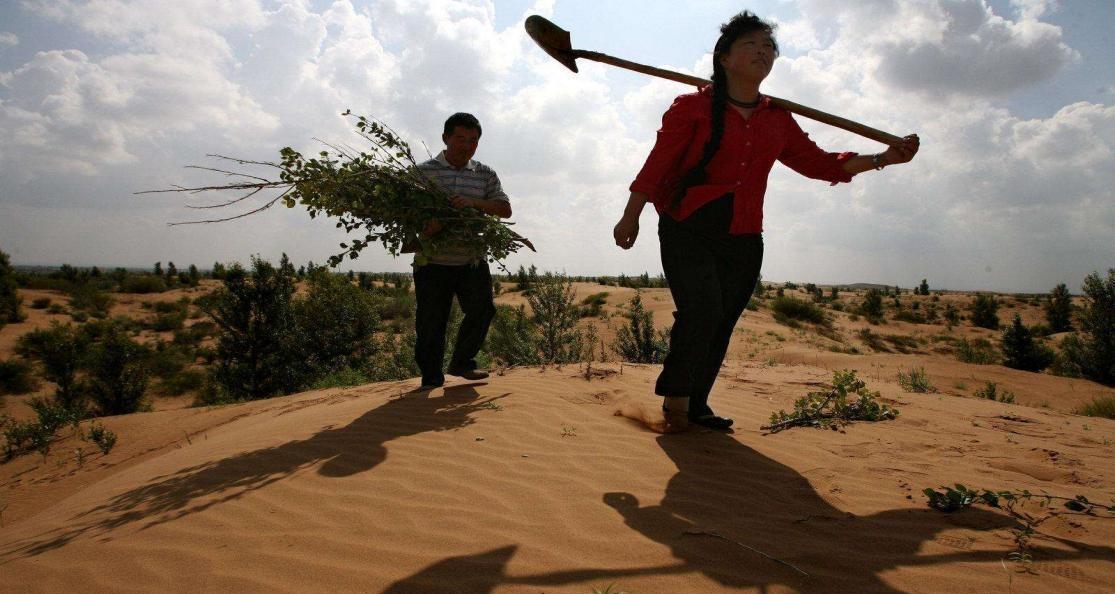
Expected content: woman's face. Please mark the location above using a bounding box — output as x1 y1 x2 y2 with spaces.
719 30 776 83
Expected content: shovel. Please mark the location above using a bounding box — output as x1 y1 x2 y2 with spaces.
525 15 904 147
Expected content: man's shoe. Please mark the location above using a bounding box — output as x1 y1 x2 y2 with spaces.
447 367 489 380
419 378 444 389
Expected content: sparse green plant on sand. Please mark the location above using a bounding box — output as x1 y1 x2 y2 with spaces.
924 484 1115 578
88 423 117 455
897 367 935 393
591 585 628 594
1076 395 1115 419
763 370 898 432
561 425 577 438
529 273 583 365
955 337 998 365
612 293 669 364
974 381 1015 403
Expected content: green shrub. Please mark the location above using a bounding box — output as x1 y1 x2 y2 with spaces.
15 322 88 409
893 309 926 324
121 275 167 294
974 381 1015 403
31 297 51 309
857 289 885 324
159 369 206 396
613 293 669 364
1059 269 1115 386
1045 283 1073 333
771 296 827 326
151 311 187 331
88 423 117 455
292 272 381 385
579 292 609 318
897 367 935 393
204 257 298 400
84 327 151 415
486 305 541 366
67 283 113 317
969 294 1000 330
528 273 583 364
856 328 889 352
0 358 39 395
1001 314 1054 372
1077 396 1115 419
0 250 24 327
309 367 370 389
47 303 65 315
955 338 998 365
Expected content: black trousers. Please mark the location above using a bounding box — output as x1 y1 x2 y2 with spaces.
654 200 763 417
413 262 496 384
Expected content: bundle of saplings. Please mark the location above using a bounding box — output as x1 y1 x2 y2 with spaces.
146 112 533 267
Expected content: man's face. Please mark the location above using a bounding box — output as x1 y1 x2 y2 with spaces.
443 126 481 167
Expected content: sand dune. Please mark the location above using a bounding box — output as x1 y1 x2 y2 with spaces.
3 362 1114 593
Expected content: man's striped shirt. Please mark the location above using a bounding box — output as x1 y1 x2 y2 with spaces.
415 150 510 265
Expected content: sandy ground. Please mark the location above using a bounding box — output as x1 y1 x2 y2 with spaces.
2 282 1114 593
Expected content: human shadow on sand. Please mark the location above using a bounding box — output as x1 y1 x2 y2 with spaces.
2 384 503 559
382 431 1115 593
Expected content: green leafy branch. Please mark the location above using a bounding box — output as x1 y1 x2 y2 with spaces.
141 111 533 268
762 369 899 432
924 484 1115 516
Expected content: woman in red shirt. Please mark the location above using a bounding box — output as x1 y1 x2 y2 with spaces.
614 11 919 432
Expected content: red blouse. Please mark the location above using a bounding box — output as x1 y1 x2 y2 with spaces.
630 87 858 234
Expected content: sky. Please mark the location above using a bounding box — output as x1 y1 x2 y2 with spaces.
1 0 1113 293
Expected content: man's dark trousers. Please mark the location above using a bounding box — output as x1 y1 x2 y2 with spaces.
414 262 496 385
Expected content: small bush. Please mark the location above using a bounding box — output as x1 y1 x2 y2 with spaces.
16 322 87 409
309 367 369 389
1059 269 1115 386
1001 314 1054 372
612 293 669 364
955 338 998 364
0 358 40 395
897 367 935 393
84 328 152 415
159 369 206 396
486 305 541 366
121 275 167 294
529 273 583 364
856 328 890 352
1077 396 1115 419
857 289 885 324
151 311 187 332
974 381 1015 403
0 250 24 326
883 334 921 354
579 292 609 318
771 296 827 326
31 297 52 309
88 423 117 455
969 294 1000 330
893 309 926 324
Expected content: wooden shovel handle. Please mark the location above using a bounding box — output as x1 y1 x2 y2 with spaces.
575 50 904 147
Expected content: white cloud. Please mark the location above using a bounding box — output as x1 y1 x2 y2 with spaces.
0 32 18 47
0 0 1111 292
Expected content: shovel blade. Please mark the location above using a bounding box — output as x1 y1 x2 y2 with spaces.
525 15 579 72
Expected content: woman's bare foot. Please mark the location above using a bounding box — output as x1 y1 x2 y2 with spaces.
614 397 689 433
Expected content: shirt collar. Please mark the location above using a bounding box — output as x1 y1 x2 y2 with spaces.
436 150 477 171
699 84 771 112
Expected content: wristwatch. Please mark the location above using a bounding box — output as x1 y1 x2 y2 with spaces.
872 153 886 170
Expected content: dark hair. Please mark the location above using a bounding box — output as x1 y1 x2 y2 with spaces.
443 112 482 138
670 11 778 210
